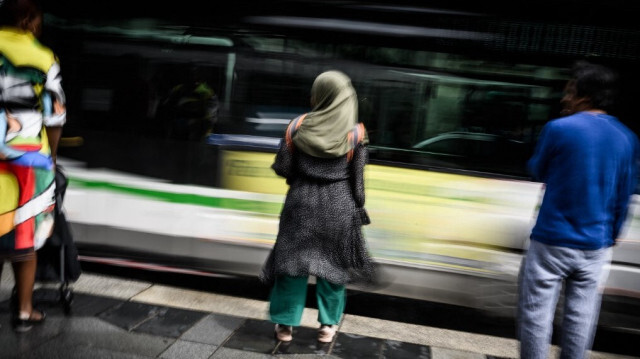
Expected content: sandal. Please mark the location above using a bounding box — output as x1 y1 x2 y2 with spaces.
12 309 46 333
318 324 337 343
275 324 293 342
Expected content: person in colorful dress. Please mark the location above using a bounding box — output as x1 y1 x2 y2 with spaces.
0 0 66 332
259 70 376 343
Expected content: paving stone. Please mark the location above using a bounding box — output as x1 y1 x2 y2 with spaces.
64 293 124 316
223 318 280 354
180 313 245 345
0 313 67 358
211 347 274 358
382 339 432 359
98 301 164 331
0 316 171 358
131 285 271 321
133 306 207 338
53 317 173 357
274 355 341 359
159 339 217 359
341 314 518 358
331 332 384 358
34 289 123 317
431 347 486 359
21 343 156 359
73 273 152 299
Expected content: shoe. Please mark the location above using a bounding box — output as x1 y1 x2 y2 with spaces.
12 309 46 333
275 324 293 342
318 324 336 343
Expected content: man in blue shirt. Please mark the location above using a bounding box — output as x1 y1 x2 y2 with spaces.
518 61 639 359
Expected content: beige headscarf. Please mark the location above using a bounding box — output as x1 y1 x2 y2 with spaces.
292 70 368 158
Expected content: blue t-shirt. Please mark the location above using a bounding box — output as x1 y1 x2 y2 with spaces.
528 111 640 249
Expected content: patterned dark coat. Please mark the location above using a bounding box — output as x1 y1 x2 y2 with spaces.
259 140 376 286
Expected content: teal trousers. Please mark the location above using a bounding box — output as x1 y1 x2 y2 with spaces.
269 275 346 326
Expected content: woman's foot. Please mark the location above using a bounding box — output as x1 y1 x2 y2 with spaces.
318 324 336 343
12 309 46 333
275 324 293 342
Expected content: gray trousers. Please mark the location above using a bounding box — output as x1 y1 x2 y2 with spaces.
517 239 612 359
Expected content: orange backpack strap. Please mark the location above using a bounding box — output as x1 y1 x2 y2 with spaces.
285 113 307 152
346 123 366 161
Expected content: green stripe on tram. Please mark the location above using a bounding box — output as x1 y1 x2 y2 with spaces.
68 178 283 215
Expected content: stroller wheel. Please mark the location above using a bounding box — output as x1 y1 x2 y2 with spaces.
60 287 74 315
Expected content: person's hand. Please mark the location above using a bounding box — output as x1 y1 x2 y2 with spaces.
11 152 53 170
53 99 66 115
6 113 21 133
358 207 371 225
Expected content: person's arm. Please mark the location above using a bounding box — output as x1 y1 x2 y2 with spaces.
527 123 556 182
350 144 370 224
612 139 640 241
271 138 295 182
0 110 25 159
43 60 66 163
46 126 63 163
350 144 367 208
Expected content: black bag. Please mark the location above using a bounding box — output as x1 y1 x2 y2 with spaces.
36 166 82 283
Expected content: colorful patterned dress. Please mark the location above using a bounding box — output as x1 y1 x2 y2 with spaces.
0 27 66 260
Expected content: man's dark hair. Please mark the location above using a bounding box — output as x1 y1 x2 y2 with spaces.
0 0 42 27
571 60 619 111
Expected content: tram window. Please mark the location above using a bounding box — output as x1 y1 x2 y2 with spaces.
67 38 229 141
230 69 313 137
360 65 558 177
418 137 468 156
230 52 334 137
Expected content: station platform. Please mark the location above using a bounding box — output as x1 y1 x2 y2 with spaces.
0 263 635 359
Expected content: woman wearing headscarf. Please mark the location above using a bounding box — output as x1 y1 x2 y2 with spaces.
0 0 66 332
260 70 375 343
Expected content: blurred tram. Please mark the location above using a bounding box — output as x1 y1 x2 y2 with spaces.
42 0 640 330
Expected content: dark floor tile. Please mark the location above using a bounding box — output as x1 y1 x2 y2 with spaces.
34 288 123 317
331 332 383 359
274 326 331 355
133 306 207 338
381 339 431 359
98 301 164 331
66 293 125 317
223 319 279 354
181 313 245 345
0 313 67 358
18 317 172 358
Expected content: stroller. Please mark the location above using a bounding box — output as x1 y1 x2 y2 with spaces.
35 165 82 314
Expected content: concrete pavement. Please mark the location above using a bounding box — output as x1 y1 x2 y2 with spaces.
0 263 636 359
